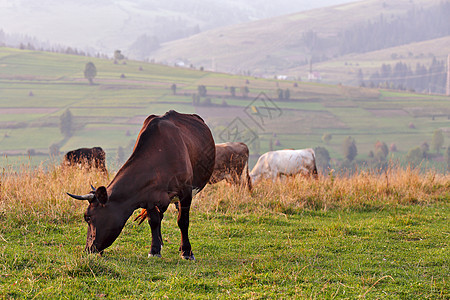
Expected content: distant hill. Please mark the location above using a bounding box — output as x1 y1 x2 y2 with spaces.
0 0 355 57
148 0 449 91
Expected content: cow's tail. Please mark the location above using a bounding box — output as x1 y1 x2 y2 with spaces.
311 150 319 179
242 161 252 191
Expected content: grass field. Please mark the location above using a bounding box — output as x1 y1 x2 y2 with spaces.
0 165 448 298
0 47 449 172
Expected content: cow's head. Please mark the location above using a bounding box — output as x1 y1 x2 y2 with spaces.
67 186 125 254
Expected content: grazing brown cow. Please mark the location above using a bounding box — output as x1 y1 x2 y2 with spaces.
208 142 252 191
63 147 107 172
67 111 215 260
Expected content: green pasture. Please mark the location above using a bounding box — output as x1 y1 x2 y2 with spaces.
0 47 449 172
1 203 448 299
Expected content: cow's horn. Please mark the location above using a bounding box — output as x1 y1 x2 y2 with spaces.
90 185 96 191
66 192 95 201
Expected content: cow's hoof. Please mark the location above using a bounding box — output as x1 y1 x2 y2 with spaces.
181 254 195 261
148 253 162 258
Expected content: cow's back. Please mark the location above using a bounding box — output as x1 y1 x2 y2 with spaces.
163 111 215 191
117 110 215 193
250 148 317 182
210 142 250 185
63 147 106 172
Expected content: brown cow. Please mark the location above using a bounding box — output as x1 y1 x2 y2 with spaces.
208 142 252 191
67 111 215 260
63 147 107 172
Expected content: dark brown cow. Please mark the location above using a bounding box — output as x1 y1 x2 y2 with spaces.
208 142 252 191
63 147 107 172
67 111 215 260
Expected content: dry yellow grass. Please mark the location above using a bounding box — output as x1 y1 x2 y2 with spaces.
194 167 449 214
0 164 109 223
1 164 448 222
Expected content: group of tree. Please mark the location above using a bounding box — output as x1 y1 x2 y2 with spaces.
276 88 290 100
338 2 450 55
0 29 108 58
226 86 251 98
366 57 447 94
191 85 208 106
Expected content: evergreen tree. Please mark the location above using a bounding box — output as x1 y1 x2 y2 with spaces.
343 136 357 162
230 86 236 97
284 88 290 100
60 109 73 138
277 88 284 100
241 86 249 98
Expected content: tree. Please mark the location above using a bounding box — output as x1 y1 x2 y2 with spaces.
446 146 450 172
171 83 177 95
114 50 125 60
49 143 60 157
420 142 430 156
60 109 73 138
230 86 236 97
284 88 290 100
192 94 200 106
343 136 357 161
322 133 332 144
84 62 97 85
314 146 331 173
374 141 389 161
197 85 207 97
241 86 249 98
277 88 284 100
431 129 444 153
406 146 424 167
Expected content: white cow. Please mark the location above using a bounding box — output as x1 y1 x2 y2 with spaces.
250 148 318 184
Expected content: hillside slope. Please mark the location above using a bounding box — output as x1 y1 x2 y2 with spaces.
0 47 448 171
287 36 450 87
0 0 355 56
149 0 446 79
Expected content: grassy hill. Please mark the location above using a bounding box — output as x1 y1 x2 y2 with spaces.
0 47 449 171
148 0 448 85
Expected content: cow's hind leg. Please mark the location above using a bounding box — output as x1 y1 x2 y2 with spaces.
147 206 165 258
177 188 195 260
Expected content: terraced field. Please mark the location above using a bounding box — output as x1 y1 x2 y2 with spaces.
0 47 449 171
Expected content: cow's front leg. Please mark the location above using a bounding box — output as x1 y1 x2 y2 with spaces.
147 206 164 257
177 190 194 260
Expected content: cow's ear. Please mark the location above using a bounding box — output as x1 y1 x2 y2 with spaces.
95 186 108 205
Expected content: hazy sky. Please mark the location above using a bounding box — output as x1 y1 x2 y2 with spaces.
0 0 359 53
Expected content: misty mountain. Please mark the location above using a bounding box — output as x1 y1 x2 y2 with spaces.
0 0 356 57
147 0 448 78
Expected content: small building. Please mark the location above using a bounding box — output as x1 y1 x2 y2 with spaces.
308 72 322 81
